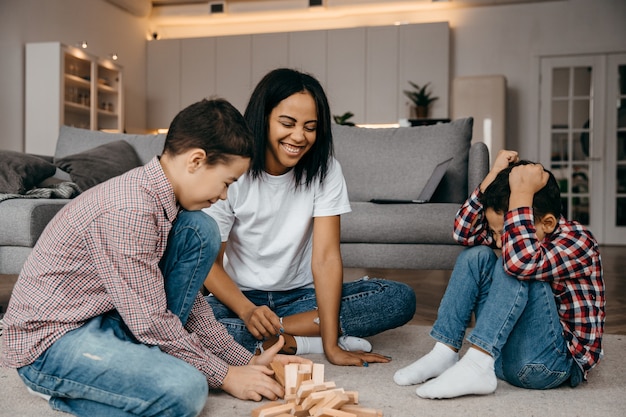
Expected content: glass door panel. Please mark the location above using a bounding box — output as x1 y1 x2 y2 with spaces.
540 55 604 241
605 55 626 243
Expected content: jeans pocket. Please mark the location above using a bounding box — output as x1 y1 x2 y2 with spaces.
517 363 569 389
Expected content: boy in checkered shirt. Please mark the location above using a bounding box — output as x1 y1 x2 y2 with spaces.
394 150 605 398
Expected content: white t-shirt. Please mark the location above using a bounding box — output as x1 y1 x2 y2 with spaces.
203 158 351 291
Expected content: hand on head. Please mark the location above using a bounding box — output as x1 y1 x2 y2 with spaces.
480 149 519 193
492 150 519 174
509 163 549 196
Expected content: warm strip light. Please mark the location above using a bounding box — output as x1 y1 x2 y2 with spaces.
356 123 401 129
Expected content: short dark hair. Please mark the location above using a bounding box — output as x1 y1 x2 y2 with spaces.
163 98 254 165
244 68 333 188
480 160 562 219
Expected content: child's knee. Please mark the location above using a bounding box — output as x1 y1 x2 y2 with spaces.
158 368 208 417
457 245 497 266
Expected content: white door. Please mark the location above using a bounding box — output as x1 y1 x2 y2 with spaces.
604 54 626 245
539 53 626 244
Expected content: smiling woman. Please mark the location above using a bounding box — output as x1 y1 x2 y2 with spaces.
202 68 417 367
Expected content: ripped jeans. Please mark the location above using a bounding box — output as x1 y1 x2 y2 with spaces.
205 277 416 353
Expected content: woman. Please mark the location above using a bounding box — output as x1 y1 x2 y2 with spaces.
203 68 416 366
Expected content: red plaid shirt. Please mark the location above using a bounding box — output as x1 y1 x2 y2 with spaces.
453 187 605 375
1 157 252 388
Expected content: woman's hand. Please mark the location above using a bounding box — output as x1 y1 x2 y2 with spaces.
242 305 283 340
324 344 391 367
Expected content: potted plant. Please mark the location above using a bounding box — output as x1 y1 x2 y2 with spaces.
333 111 356 126
403 81 439 119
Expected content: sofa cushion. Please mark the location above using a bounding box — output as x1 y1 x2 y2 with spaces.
341 202 460 244
55 126 166 164
0 151 57 194
55 140 143 191
333 118 473 204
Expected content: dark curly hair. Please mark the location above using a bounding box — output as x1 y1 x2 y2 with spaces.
480 160 562 219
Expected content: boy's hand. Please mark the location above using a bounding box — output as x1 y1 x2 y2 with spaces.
508 163 549 210
222 336 311 402
480 150 519 192
250 335 312 368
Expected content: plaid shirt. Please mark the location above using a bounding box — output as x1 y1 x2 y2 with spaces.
1 157 252 388
453 187 605 375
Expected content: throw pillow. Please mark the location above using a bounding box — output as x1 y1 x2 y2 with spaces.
0 151 57 194
54 140 143 191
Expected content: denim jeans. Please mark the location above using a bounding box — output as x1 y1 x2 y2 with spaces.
205 277 416 352
430 245 582 390
17 211 221 417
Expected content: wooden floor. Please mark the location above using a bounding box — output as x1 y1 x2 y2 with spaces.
2 245 625 334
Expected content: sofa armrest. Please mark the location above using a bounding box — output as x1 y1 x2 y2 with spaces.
468 142 489 193
0 199 69 247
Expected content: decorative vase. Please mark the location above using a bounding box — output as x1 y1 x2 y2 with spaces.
410 105 428 119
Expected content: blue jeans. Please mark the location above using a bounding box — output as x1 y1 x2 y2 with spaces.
206 277 416 352
430 246 582 390
17 211 221 417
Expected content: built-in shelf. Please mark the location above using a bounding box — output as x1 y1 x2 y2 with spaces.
25 42 124 155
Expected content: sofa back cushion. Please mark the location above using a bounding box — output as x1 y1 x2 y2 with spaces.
55 126 166 165
332 118 473 204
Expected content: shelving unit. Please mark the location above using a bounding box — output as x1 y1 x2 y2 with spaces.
25 42 123 155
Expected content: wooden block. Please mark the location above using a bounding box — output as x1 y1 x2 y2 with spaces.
323 393 351 410
344 391 358 404
298 363 313 374
301 393 325 411
315 408 358 417
252 401 284 417
295 369 310 392
339 404 382 417
309 388 344 400
296 380 317 403
271 361 285 387
284 363 300 395
257 402 295 417
309 392 350 416
312 363 325 384
292 405 310 417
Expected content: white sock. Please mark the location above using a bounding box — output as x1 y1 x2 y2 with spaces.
27 386 51 402
416 347 497 399
393 342 459 386
338 336 372 352
294 336 324 354
293 336 373 354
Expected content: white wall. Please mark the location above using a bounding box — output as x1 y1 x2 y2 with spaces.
150 0 626 161
1 0 624 162
0 0 150 152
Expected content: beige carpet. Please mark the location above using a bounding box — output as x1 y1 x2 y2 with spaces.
1 325 625 417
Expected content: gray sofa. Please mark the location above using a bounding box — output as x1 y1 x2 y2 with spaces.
0 118 488 275
334 118 488 269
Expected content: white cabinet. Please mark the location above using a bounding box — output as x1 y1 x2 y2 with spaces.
25 42 123 156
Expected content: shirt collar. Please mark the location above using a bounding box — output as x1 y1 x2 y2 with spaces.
145 156 179 222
